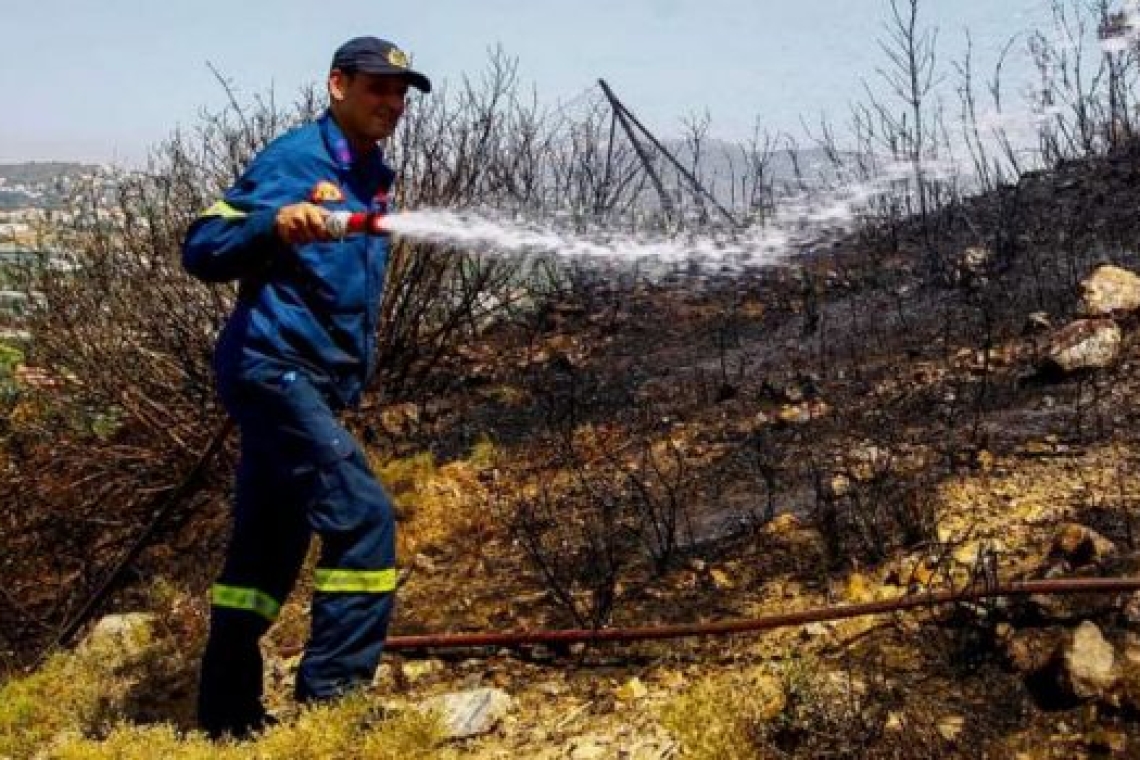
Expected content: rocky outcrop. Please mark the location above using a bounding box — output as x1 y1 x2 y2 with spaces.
418 688 513 739
1060 621 1119 702
1048 523 1118 569
1042 318 1122 374
1080 264 1140 317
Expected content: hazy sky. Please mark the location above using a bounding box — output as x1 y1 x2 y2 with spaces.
1 0 1065 165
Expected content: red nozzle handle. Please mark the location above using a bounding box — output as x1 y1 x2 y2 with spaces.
346 212 388 235
326 211 388 237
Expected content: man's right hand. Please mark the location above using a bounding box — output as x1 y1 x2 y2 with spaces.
275 203 332 245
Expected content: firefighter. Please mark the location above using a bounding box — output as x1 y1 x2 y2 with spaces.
182 36 431 739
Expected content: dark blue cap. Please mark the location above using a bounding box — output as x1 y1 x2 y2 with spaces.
331 37 431 93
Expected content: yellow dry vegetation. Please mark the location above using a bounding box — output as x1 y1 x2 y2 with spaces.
371 436 498 560
936 441 1140 563
44 699 450 760
0 633 450 760
660 663 790 760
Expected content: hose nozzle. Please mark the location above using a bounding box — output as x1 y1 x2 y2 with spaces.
326 211 389 238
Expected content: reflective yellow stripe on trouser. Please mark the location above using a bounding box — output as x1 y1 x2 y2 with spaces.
313 568 398 593
199 200 247 219
211 584 281 622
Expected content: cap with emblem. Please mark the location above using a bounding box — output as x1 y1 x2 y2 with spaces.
331 37 432 93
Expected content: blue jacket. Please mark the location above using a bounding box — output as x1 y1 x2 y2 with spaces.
183 112 395 409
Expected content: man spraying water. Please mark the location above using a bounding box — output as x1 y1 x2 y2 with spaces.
182 36 430 739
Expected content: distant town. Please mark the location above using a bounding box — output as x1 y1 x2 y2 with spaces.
0 161 121 243
0 162 104 337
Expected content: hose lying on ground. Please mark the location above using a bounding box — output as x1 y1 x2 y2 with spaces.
383 576 1140 652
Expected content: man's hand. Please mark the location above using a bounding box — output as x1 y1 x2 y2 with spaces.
275 203 332 245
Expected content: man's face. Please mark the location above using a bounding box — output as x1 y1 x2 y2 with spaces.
329 69 409 144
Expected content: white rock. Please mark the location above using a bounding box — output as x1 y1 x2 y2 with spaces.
418 688 513 739
1062 621 1118 701
1046 319 1122 373
81 613 155 661
1081 264 1140 316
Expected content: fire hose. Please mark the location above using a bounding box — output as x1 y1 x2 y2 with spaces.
384 577 1140 652
325 210 389 238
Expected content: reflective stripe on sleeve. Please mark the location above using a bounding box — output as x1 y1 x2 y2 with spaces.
211 584 281 621
313 567 398 594
199 200 248 219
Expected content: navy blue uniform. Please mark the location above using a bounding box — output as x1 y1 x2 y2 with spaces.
183 111 398 736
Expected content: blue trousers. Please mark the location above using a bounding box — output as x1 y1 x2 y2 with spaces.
198 368 396 736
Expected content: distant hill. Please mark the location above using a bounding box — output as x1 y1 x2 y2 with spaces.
0 162 95 185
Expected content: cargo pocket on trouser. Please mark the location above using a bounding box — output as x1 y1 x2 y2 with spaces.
306 447 396 566
263 369 370 533
295 442 368 534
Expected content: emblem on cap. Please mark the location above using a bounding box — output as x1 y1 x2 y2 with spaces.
387 48 409 69
310 181 345 203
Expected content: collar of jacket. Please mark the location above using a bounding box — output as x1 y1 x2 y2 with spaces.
319 110 386 175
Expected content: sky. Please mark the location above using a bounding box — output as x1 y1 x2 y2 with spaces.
0 0 1070 166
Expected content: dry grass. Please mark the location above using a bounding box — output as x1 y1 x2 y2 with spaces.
0 625 449 760
45 698 450 760
661 663 791 760
371 438 498 559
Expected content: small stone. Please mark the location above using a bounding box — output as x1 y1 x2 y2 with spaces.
844 572 875 603
777 400 831 424
1050 524 1117 567
615 677 649 702
1061 621 1119 701
802 622 830 638
535 680 566 697
418 688 513 739
568 735 611 760
709 568 734 590
374 662 394 685
953 539 1005 568
402 658 445 682
412 553 439 574
1080 264 1140 316
937 715 966 742
1023 311 1053 335
1044 319 1122 374
81 613 155 661
764 513 802 535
